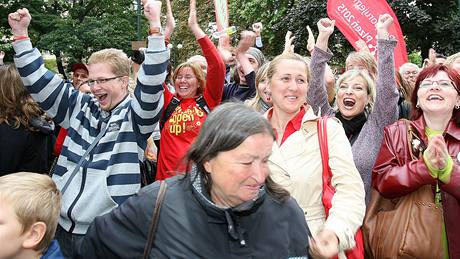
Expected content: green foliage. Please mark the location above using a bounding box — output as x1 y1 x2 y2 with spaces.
44 58 58 73
408 50 422 67
1 0 459 72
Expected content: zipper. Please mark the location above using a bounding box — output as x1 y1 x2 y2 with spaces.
67 154 91 233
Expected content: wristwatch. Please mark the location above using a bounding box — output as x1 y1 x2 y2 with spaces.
149 26 163 36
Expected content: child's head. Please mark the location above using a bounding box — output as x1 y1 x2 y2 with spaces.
0 172 61 258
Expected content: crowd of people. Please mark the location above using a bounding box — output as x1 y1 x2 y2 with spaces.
1 0 460 258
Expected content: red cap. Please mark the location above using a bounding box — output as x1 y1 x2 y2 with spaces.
71 63 88 73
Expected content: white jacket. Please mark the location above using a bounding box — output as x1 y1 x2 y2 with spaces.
268 107 365 256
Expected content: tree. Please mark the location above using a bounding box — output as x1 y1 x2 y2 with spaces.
1 0 138 77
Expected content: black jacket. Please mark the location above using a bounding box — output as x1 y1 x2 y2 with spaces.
0 118 53 175
77 173 310 258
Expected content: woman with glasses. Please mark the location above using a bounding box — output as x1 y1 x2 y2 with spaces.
372 64 460 257
155 0 225 180
307 14 399 203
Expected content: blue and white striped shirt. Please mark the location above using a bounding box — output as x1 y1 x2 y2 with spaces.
13 36 169 234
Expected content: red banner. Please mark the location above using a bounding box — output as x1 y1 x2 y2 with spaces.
213 0 229 31
327 0 408 69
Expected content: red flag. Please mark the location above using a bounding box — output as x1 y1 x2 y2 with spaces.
327 0 408 69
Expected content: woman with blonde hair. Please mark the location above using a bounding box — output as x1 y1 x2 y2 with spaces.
245 62 272 113
266 45 365 258
308 14 399 203
0 64 53 175
155 0 225 180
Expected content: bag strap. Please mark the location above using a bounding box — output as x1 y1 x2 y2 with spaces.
317 116 332 181
61 121 109 194
143 180 168 259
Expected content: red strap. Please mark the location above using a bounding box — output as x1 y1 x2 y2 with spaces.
317 116 336 217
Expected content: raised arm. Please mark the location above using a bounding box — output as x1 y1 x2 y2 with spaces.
307 18 336 116
133 0 169 140
164 0 175 42
188 0 225 108
368 14 399 129
188 0 205 40
9 8 84 128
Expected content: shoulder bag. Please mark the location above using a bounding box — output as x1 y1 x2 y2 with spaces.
362 119 443 259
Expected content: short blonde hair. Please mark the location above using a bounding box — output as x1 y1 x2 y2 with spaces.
445 52 460 68
346 51 378 80
88 48 130 77
336 69 376 113
0 172 61 253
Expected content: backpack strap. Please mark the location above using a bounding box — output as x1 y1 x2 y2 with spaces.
195 95 210 114
159 95 210 130
159 96 181 130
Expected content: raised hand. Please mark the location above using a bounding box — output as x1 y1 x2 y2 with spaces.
424 135 450 173
8 8 31 37
252 22 263 36
317 18 335 37
164 0 176 40
283 31 295 54
236 31 256 54
376 13 393 40
307 25 315 53
309 229 339 259
188 0 205 39
315 18 335 51
144 0 161 27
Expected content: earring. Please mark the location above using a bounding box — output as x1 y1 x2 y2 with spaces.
416 101 420 109
456 105 460 109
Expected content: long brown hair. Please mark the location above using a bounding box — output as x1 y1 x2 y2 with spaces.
0 64 46 131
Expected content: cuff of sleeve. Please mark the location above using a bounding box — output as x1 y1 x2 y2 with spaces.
147 35 166 51
323 217 356 252
377 38 397 47
255 36 263 48
13 39 33 54
438 156 453 183
313 46 334 60
423 150 439 178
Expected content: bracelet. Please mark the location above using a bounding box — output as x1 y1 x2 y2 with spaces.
13 35 29 42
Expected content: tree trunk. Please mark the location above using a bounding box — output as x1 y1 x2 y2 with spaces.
55 52 67 80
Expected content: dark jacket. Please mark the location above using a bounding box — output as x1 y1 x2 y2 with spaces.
222 71 256 102
77 172 310 258
0 117 53 175
372 116 460 258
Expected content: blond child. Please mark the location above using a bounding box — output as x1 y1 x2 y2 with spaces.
0 172 62 259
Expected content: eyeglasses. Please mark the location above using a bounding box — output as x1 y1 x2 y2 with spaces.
86 76 123 87
419 80 455 89
176 75 196 81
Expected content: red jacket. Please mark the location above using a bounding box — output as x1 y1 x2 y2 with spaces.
372 116 460 258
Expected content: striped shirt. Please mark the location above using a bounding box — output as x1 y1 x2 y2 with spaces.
13 36 169 234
